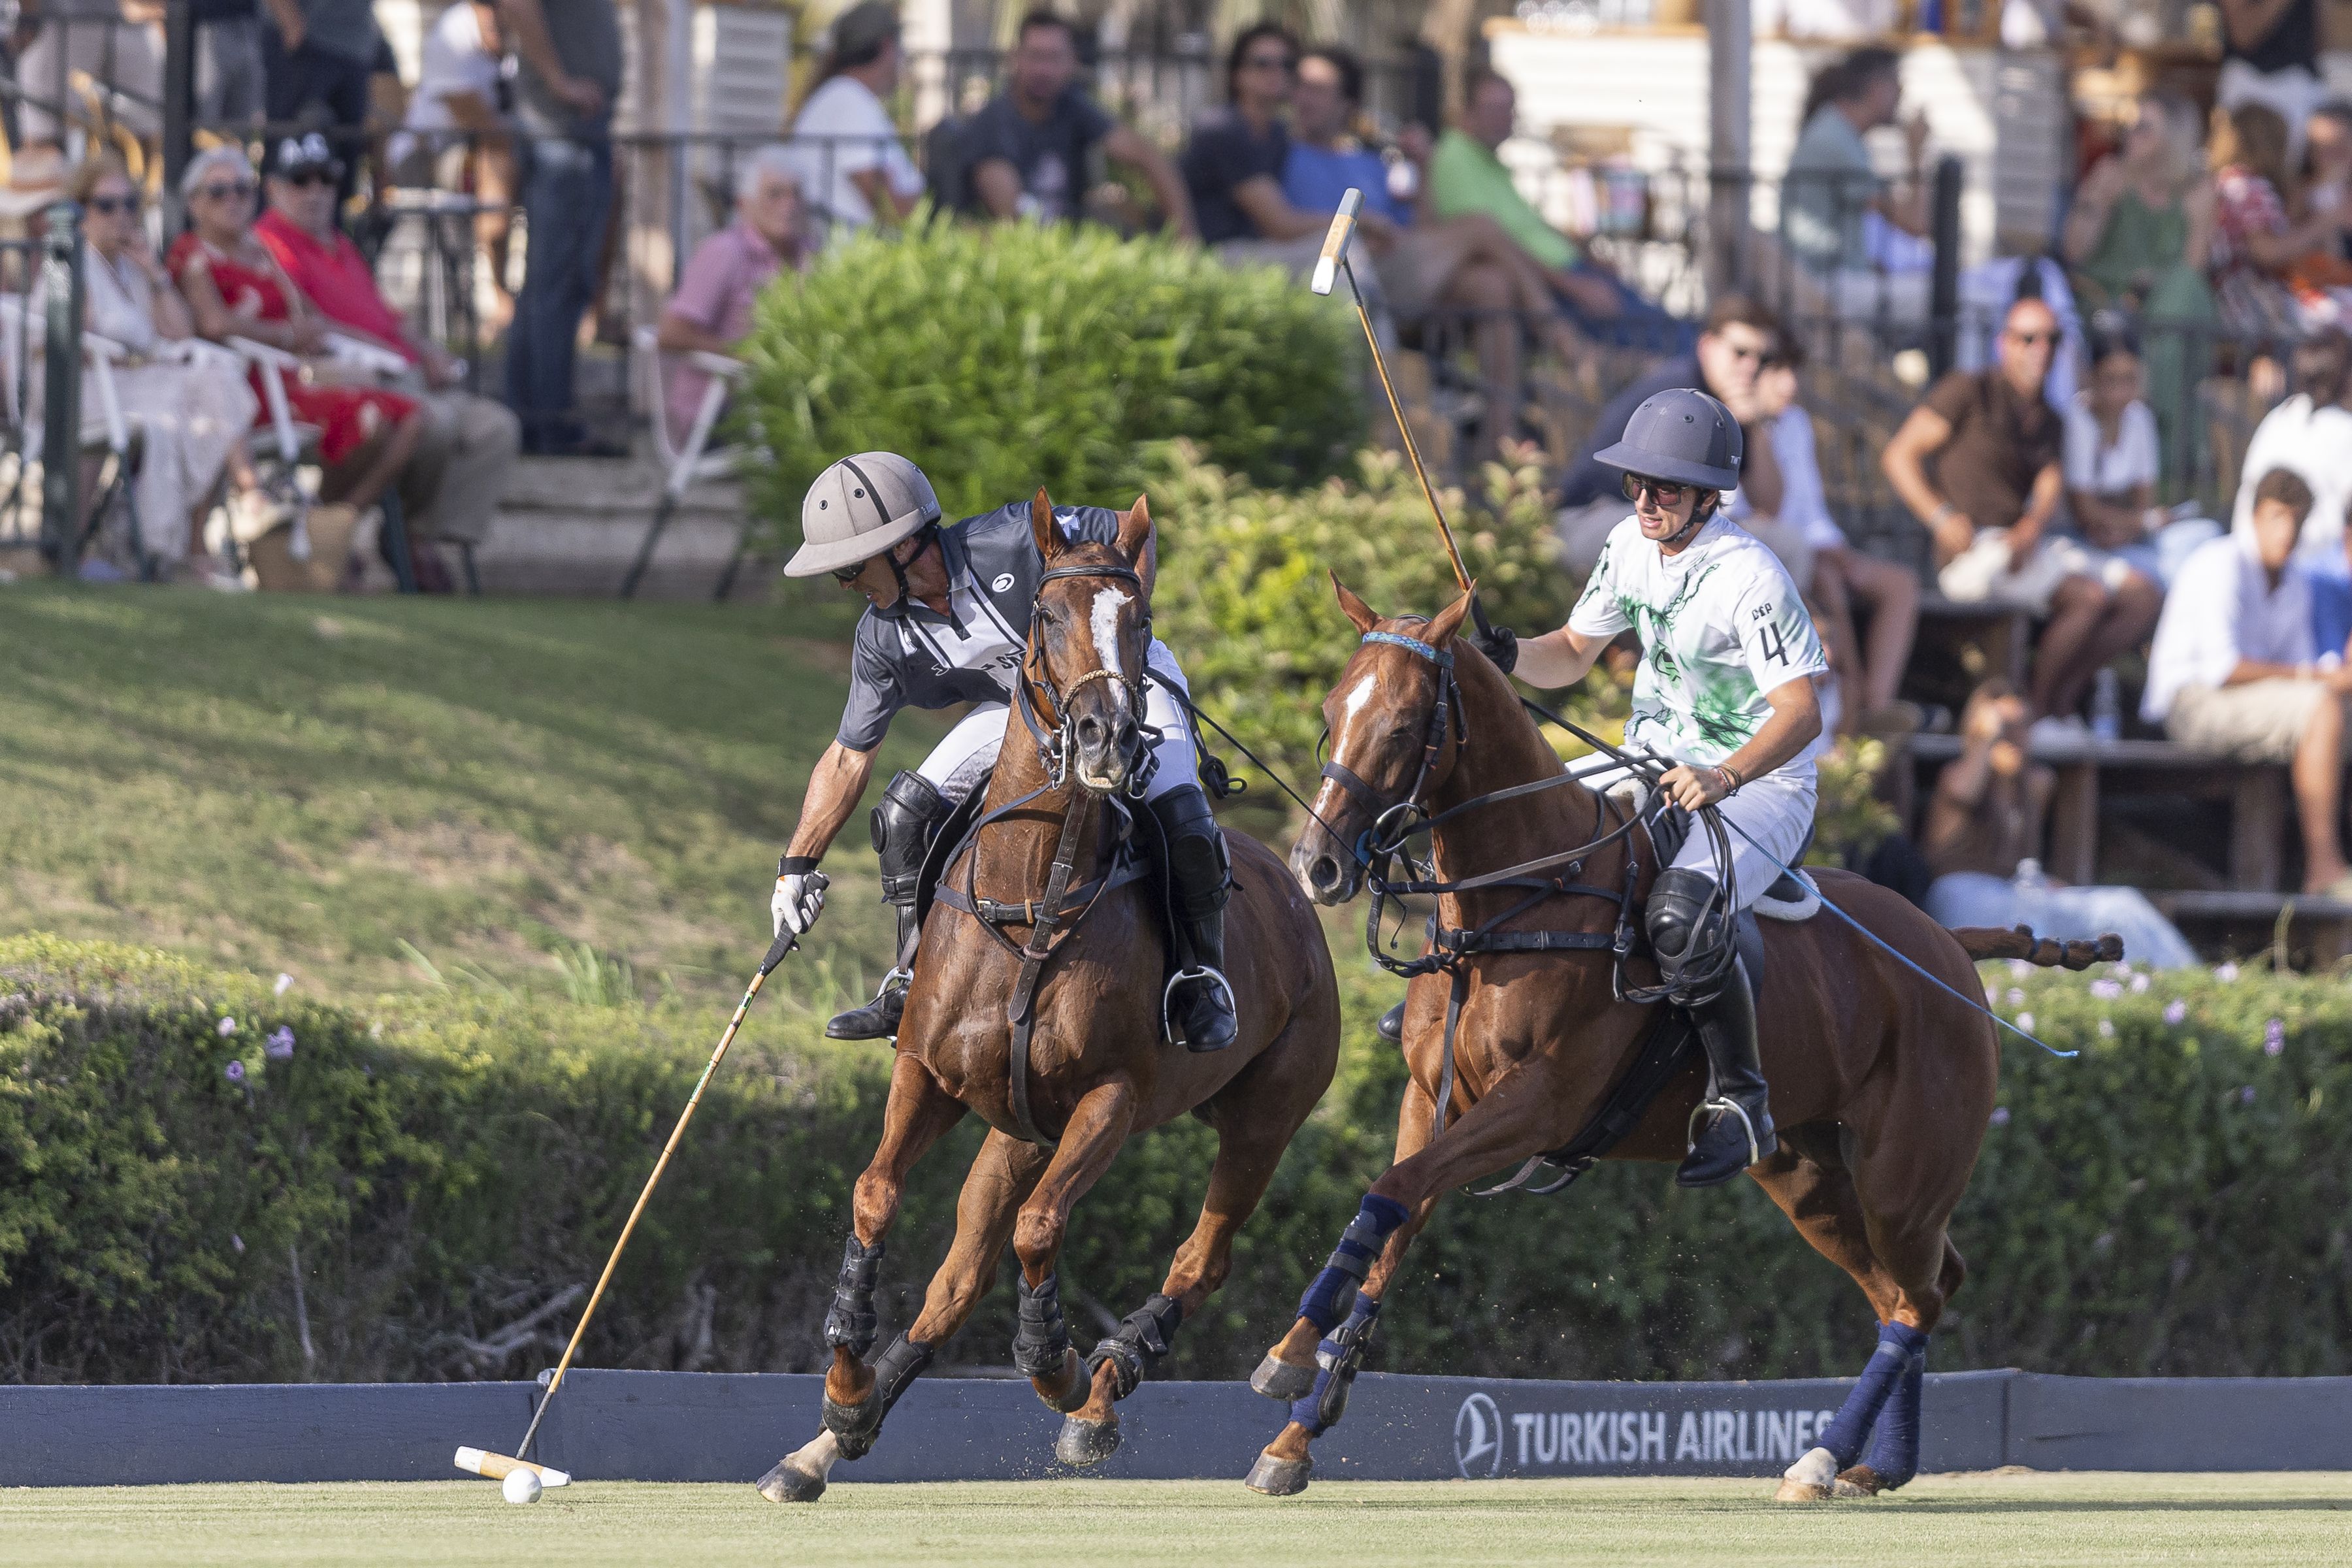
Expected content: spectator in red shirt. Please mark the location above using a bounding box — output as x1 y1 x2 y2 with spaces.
254 132 519 559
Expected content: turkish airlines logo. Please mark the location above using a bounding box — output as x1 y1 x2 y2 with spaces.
1454 1393 1503 1478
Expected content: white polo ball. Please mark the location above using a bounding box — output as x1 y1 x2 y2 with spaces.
502 1466 544 1505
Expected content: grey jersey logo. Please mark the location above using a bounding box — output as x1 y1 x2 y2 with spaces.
991 572 1016 593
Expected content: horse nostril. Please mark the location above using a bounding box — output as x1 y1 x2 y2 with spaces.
1077 715 1104 747
1309 855 1341 892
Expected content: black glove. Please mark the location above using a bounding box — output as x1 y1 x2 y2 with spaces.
1477 623 1518 674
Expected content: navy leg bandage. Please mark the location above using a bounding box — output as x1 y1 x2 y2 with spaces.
1816 1319 1930 1467
1859 1336 1926 1487
1296 1194 1410 1333
1289 1292 1380 1436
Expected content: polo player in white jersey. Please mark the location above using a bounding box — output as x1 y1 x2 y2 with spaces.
1490 388 1829 1186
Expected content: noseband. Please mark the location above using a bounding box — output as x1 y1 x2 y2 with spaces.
1018 561 1153 793
1318 626 1467 860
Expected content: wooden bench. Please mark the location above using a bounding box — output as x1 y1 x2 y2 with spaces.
1910 593 2034 696
2148 890 2352 964
1906 734 2290 892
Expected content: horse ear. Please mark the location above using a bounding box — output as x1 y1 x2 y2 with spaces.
1116 494 1156 589
1428 583 1479 647
1030 487 1059 561
1331 571 1379 634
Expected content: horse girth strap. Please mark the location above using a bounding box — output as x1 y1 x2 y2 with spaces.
1003 789 1095 1148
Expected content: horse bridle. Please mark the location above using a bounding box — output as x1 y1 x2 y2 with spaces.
1016 560 1154 794
1318 625 1467 864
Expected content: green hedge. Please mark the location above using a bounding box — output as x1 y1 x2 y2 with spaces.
735 218 1363 540
4 937 2345 1384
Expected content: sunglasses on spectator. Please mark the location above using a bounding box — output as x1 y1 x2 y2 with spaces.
281 167 339 188
1622 474 1690 506
2006 330 2055 347
86 194 140 215
1242 52 1295 72
199 180 257 201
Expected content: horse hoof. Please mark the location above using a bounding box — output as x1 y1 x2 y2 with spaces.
755 1460 826 1504
1244 1452 1312 1497
1250 1354 1315 1403
1834 1465 1885 1497
1055 1416 1122 1468
1773 1479 1834 1503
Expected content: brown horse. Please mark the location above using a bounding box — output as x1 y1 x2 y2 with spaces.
1250 580 2112 1501
757 494 1341 1502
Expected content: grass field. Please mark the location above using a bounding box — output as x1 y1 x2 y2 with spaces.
0 584 933 1006
1 1475 2346 1567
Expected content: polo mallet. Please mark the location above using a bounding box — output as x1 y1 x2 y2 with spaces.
453 926 800 1486
1311 188 1476 602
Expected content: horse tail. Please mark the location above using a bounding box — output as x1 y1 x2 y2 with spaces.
1946 923 2123 970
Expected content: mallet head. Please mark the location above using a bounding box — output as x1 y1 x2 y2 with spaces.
455 1445 572 1488
1310 188 1364 297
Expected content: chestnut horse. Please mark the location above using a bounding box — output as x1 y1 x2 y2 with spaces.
757 495 1341 1503
1252 581 2111 1501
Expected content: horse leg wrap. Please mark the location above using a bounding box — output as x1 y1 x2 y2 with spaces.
1815 1320 1929 1467
1288 1293 1380 1437
821 1233 885 1360
1857 1337 1927 1488
1085 1292 1184 1401
1012 1271 1071 1379
821 1333 934 1462
1296 1194 1411 1333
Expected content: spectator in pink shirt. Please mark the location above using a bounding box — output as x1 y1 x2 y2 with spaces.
657 145 812 450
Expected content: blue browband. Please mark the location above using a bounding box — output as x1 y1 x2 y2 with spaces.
1360 629 1452 667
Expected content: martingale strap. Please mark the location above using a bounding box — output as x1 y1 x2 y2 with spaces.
1003 789 1096 1148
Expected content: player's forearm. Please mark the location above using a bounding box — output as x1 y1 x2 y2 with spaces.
785 742 876 862
1513 626 1605 690
1722 681 1823 783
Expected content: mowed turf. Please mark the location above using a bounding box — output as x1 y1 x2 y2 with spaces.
0 585 941 1004
2 1475 2347 1567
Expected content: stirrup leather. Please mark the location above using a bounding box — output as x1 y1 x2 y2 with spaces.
1686 1095 1763 1168
1162 964 1237 1040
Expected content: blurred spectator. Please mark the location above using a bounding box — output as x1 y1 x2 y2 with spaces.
2062 321 2220 585
34 155 267 586
1921 678 2197 966
2208 103 2336 338
12 0 163 146
2061 92 2215 458
501 0 622 455
1559 298 1805 578
2289 101 2352 310
168 144 427 555
1731 335 1921 734
791 1 923 233
1782 47 1931 319
1427 68 1680 345
2147 469 2352 900
958 10 1192 236
2217 0 2323 161
257 133 518 576
655 146 811 451
195 0 267 126
1179 22 1301 250
2232 329 2352 558
387 0 515 333
261 0 378 181
1882 297 2161 734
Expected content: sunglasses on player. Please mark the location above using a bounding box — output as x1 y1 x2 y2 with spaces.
1621 474 1690 506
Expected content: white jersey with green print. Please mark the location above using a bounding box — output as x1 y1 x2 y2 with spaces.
1567 514 1831 781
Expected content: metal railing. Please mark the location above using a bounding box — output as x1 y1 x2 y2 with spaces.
0 212 88 568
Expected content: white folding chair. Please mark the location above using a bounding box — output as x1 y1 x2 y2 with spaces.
620 324 751 599
0 293 152 576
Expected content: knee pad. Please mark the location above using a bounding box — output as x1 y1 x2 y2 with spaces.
870 770 954 905
1646 866 1731 994
1151 785 1230 917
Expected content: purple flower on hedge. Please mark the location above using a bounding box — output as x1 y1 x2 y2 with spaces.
2164 999 2188 1025
2016 1012 2036 1033
2099 1018 2114 1039
216 1015 237 1036
274 973 294 996
2090 979 2122 1000
2264 1018 2285 1056
2131 973 2150 994
2240 1085 2257 1105
223 1060 244 1084
231 1233 244 1254
1989 1107 2010 1127
2215 962 2240 982
2007 987 2026 1006
265 1026 295 1060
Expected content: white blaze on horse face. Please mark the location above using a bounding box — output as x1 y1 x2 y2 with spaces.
1090 587 1133 679
1340 672 1379 727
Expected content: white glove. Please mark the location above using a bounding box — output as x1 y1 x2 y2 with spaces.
772 862 828 938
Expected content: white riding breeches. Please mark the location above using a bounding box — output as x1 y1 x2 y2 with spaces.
1573 755 1818 915
914 651 1202 806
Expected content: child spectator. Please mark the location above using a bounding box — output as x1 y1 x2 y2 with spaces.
2061 319 2221 585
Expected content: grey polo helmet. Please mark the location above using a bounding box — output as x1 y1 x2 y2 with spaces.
1592 387 1744 493
785 452 943 578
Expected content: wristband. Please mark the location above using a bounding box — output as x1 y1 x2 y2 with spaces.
1716 764 1742 795
778 854 820 877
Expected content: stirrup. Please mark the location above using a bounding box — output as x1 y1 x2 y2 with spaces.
1686 1096 1763 1169
1162 964 1238 1045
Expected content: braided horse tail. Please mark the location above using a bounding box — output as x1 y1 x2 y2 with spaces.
1948 924 2123 970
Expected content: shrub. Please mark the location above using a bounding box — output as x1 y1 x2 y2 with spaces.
6 937 2347 1386
735 218 1363 540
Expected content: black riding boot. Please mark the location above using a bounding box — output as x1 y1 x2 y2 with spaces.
827 772 955 1042
1151 785 1239 1053
1376 1001 1405 1043
1677 959 1772 1186
1646 866 1774 1186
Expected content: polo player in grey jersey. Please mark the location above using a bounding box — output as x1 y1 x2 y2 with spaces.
768 451 1240 1052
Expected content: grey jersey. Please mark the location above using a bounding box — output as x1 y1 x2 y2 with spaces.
836 502 1128 752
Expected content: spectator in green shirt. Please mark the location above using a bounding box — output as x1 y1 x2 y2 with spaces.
1428 67 1686 350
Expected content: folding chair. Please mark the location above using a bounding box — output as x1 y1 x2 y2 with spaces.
0 293 150 577
619 325 753 600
